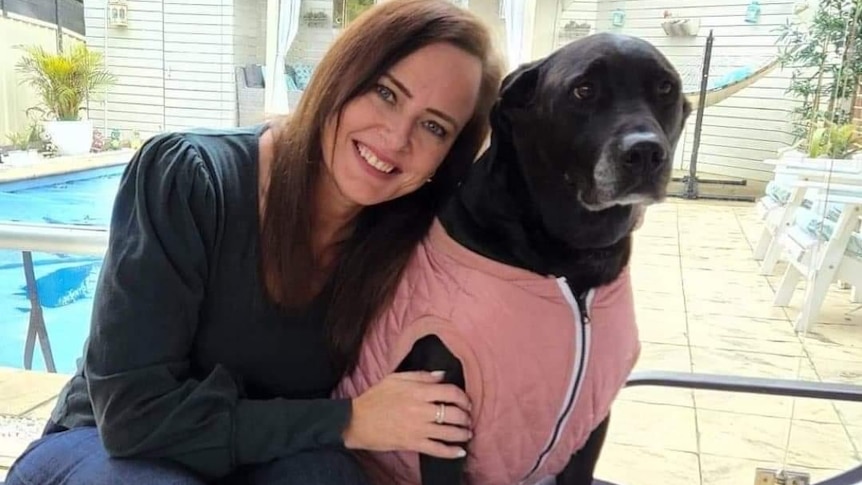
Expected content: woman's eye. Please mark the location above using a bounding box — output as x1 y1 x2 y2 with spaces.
573 83 595 100
376 84 396 103
424 120 447 138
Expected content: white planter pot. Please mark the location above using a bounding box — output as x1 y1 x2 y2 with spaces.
2 149 40 166
773 153 862 174
800 157 862 174
44 120 93 156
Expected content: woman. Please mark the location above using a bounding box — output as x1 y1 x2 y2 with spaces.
6 1 504 483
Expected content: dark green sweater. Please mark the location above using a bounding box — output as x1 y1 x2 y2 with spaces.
50 124 352 479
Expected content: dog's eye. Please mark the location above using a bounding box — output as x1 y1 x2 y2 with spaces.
573 83 595 100
657 80 674 95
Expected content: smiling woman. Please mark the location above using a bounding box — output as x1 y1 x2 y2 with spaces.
4 1 504 485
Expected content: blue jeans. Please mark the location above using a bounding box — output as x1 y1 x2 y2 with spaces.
6 426 371 485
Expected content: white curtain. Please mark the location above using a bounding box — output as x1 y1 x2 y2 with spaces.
500 0 525 71
269 0 302 114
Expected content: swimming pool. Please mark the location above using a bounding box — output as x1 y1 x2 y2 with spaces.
0 167 123 374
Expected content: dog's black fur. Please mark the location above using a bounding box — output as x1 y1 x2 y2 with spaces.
396 33 692 485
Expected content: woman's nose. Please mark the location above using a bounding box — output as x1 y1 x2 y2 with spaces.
382 117 413 152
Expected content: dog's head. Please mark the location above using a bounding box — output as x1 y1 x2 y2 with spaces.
491 33 691 246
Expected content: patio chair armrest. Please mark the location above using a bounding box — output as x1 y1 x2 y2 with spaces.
625 370 862 403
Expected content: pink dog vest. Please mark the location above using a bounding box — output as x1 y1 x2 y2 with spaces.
334 219 640 485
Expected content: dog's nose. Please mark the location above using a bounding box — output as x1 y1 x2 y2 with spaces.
620 133 667 170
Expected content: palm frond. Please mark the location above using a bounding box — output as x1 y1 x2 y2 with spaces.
14 43 115 121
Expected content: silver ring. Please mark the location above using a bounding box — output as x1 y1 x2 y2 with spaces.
434 403 446 424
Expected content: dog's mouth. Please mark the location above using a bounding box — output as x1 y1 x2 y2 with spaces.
576 189 659 212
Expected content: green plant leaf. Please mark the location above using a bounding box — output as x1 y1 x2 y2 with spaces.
14 44 116 122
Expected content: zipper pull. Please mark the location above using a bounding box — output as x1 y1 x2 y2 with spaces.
576 291 591 324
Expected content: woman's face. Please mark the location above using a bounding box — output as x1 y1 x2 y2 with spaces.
320 42 483 209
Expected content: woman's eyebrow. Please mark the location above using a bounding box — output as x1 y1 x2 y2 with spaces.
382 73 459 130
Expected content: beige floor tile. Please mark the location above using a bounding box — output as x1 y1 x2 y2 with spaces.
680 235 752 248
843 425 862 456
636 309 688 346
606 401 698 453
810 357 862 385
694 390 842 424
833 402 862 426
635 291 687 314
629 253 682 272
690 347 815 380
618 385 695 408
637 342 692 372
802 322 862 348
594 442 701 485
692 334 804 357
632 235 681 258
686 313 798 344
782 419 859 469
680 254 763 273
0 367 69 416
681 267 770 285
627 343 694 407
697 410 856 469
630 267 683 296
780 284 862 326
22 399 59 420
0 436 29 467
699 453 847 485
682 269 777 303
804 341 862 363
685 298 792 321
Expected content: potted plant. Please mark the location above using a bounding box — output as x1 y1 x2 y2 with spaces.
14 43 115 156
775 0 861 146
2 129 40 166
778 121 862 172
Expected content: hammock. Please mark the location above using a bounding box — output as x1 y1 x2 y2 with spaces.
678 56 781 108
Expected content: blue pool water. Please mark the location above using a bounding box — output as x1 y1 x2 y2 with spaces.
0 168 123 374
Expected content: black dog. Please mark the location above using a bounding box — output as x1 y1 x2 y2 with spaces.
347 33 691 485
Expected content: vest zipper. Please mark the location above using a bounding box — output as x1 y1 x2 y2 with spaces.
575 291 591 324
521 279 592 484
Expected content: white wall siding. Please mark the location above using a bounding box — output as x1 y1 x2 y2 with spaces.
85 0 166 138
86 0 267 138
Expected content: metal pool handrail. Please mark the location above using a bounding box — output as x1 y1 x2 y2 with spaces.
0 221 108 256
0 221 109 373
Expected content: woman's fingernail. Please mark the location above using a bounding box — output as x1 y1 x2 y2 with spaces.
431 370 445 378
456 448 467 458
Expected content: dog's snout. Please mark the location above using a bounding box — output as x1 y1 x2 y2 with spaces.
620 133 667 170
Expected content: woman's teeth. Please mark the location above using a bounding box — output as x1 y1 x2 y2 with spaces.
357 143 396 174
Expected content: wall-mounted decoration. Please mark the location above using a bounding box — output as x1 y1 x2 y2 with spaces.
302 10 330 28
559 21 592 40
745 0 762 23
661 12 700 37
611 9 625 27
108 0 128 28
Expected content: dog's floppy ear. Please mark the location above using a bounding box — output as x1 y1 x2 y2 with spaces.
490 59 544 133
499 59 544 110
681 96 693 126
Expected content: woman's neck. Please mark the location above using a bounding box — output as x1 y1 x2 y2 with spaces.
313 172 360 259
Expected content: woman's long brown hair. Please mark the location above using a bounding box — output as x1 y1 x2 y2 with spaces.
260 0 503 376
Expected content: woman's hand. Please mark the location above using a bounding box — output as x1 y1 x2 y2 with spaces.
342 370 473 459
